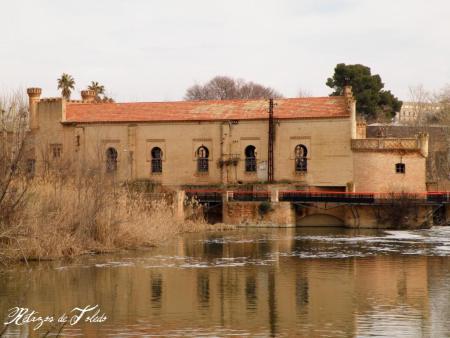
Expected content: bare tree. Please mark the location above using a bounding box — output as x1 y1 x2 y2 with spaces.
406 84 434 125
0 90 30 223
297 88 312 98
431 84 450 125
184 76 283 100
420 84 450 189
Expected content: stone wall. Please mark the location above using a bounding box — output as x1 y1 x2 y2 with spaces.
367 124 450 190
221 200 433 229
344 204 432 229
223 202 295 227
353 152 427 193
31 93 355 188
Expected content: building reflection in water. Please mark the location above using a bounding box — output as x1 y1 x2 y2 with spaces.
1 228 449 337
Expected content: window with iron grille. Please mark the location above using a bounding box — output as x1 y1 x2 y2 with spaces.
295 157 307 172
245 145 256 172
197 146 209 173
295 144 308 172
395 163 405 174
106 147 118 173
151 147 163 173
50 144 62 159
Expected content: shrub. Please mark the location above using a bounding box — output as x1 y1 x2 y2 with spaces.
258 201 273 216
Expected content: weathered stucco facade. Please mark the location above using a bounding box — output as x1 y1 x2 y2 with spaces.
26 86 428 193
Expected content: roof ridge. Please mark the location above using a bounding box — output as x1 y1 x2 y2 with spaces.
66 96 342 106
65 96 349 123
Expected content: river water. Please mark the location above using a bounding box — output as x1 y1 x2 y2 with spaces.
2 227 450 337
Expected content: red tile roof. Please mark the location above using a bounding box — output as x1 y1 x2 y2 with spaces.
65 97 349 123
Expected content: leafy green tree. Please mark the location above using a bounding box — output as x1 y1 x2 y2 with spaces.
326 63 402 121
57 73 75 100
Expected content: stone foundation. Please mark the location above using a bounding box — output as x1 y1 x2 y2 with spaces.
223 202 296 227
221 201 433 229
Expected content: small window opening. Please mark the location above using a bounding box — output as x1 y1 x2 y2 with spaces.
106 147 118 173
197 146 209 173
295 144 308 172
395 163 405 174
245 145 257 172
50 144 62 159
26 159 36 177
151 147 163 173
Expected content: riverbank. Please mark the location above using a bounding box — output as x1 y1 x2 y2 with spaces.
0 176 234 266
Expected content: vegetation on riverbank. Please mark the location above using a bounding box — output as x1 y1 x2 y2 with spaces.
0 175 232 266
0 90 233 266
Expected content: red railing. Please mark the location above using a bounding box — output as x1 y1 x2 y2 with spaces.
185 189 450 203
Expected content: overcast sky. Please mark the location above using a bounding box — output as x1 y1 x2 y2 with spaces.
1 0 449 101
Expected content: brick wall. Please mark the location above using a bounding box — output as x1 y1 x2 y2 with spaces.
367 124 450 189
223 202 295 226
353 152 426 193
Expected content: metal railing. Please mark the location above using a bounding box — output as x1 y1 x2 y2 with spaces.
185 190 222 203
229 190 270 202
184 189 450 204
279 190 375 203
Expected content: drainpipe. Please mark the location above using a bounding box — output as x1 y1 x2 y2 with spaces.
220 122 226 185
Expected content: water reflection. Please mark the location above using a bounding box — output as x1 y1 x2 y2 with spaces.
1 227 450 337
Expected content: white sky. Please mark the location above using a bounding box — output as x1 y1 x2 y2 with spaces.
1 0 449 101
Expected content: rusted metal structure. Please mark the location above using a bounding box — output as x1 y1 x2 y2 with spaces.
268 98 274 183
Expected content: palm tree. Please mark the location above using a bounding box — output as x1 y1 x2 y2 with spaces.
57 73 75 100
88 81 105 101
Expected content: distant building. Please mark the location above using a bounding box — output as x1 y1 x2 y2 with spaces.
396 101 442 123
25 85 429 193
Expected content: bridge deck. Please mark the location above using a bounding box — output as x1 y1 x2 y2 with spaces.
185 190 450 205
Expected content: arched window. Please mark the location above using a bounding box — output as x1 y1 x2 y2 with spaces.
151 147 163 173
395 163 405 174
245 145 256 172
106 147 118 173
295 144 308 172
197 146 209 173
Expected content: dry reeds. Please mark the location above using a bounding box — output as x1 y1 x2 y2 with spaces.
0 174 219 265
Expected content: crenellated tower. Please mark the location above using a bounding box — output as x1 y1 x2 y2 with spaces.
27 87 42 130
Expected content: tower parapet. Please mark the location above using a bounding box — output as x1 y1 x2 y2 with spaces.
81 90 96 103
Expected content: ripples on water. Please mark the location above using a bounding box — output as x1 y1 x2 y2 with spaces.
2 227 450 337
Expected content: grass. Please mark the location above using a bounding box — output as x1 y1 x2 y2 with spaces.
0 175 233 265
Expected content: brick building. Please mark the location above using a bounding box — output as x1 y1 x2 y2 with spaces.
26 86 429 193
367 123 450 190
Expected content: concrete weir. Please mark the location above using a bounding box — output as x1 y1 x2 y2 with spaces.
223 201 434 229
180 189 446 229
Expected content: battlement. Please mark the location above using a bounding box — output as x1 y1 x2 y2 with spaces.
27 87 42 96
351 138 420 152
81 89 96 103
40 97 63 102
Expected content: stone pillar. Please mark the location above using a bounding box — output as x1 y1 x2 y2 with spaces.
418 132 429 158
343 85 357 140
270 187 279 202
127 125 137 180
27 88 42 130
446 204 450 226
225 191 233 202
175 190 186 221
